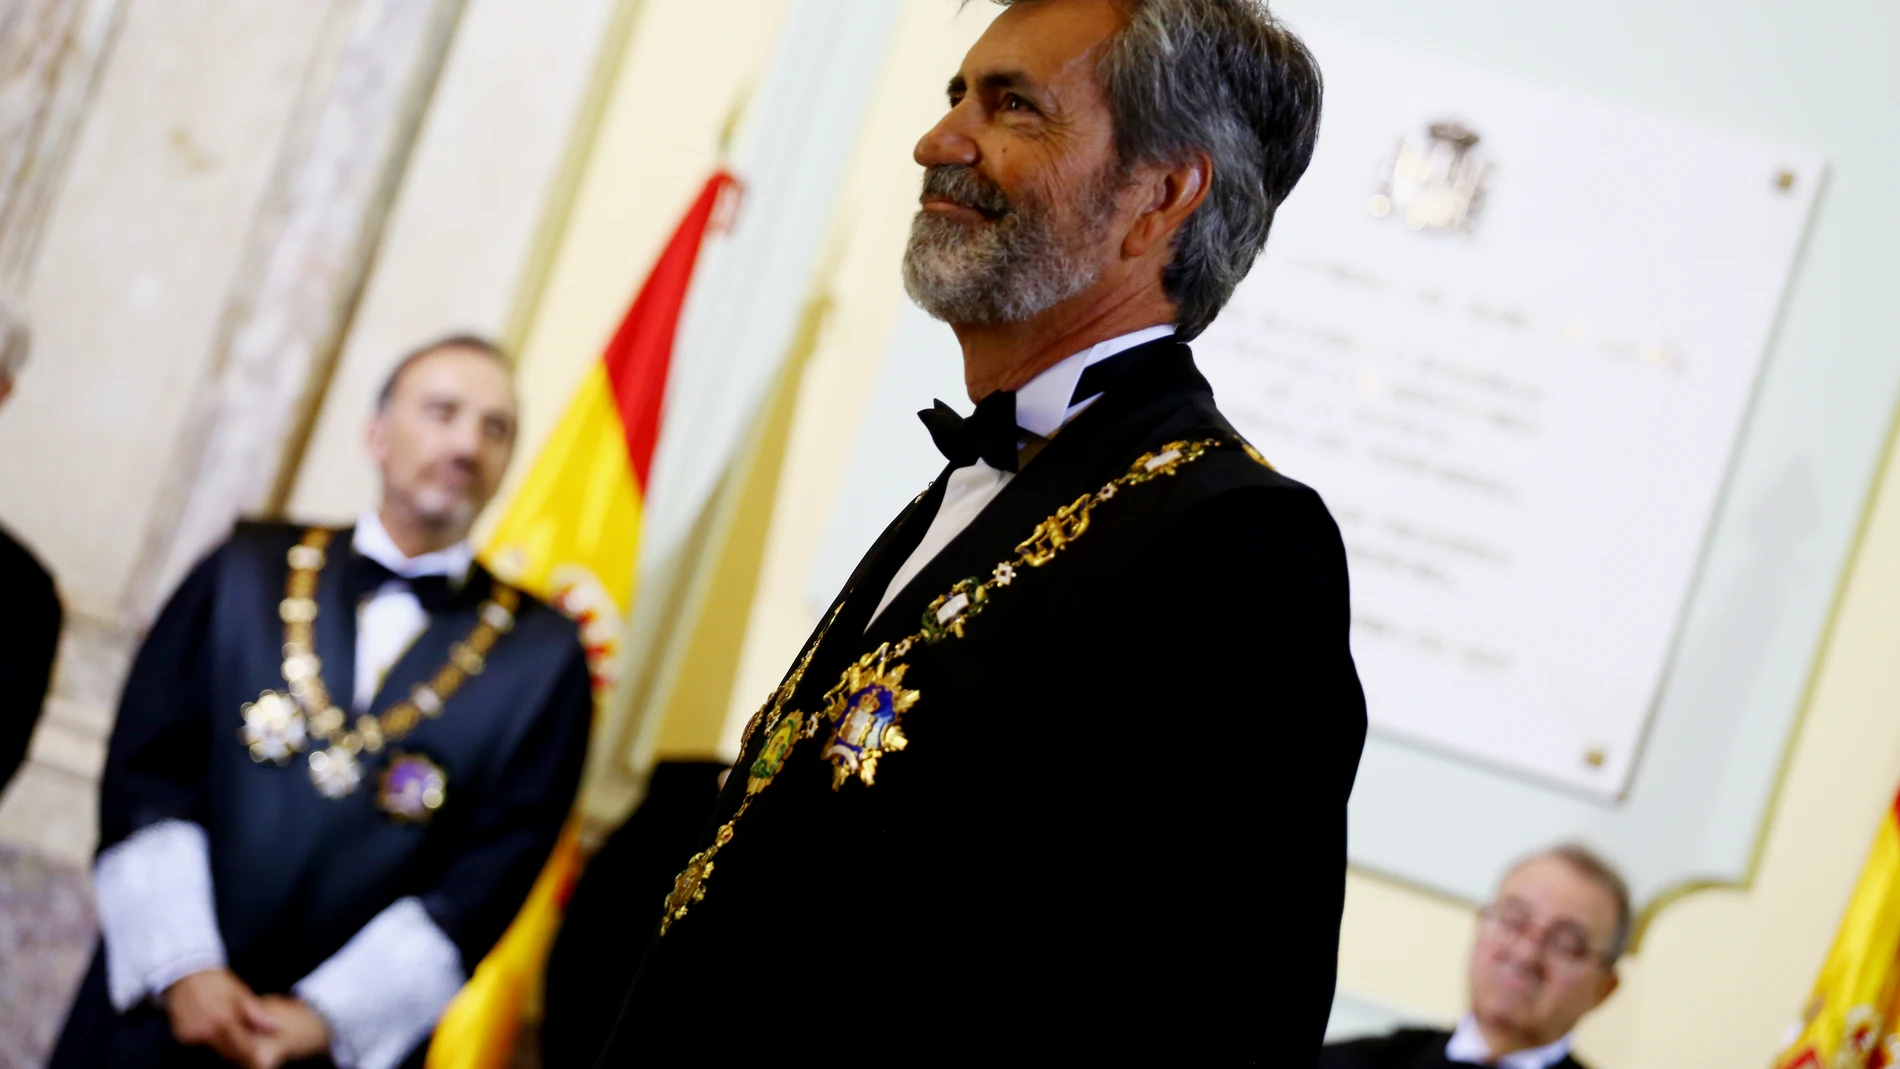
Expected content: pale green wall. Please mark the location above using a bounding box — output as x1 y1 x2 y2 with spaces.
1269 2 1900 1065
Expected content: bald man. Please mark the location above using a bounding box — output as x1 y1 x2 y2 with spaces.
1322 844 1628 1069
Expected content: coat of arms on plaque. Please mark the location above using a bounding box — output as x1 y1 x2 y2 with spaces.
1368 120 1495 234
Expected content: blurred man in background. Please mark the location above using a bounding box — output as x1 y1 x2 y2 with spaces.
604 0 1362 1060
51 336 593 1069
0 299 61 793
1320 844 1628 1069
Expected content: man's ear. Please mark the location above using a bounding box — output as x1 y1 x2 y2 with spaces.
1121 150 1212 261
366 411 389 463
1593 968 1620 1009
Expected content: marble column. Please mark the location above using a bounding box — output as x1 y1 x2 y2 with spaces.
0 0 471 867
127 0 470 625
0 0 134 871
0 0 128 288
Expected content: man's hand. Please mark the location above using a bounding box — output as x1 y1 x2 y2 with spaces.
247 994 332 1069
163 968 272 1065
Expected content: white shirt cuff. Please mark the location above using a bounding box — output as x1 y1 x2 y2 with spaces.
93 819 228 1011
292 896 466 1069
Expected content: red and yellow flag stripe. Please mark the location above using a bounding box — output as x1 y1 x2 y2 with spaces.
1775 787 1900 1069
426 171 738 1069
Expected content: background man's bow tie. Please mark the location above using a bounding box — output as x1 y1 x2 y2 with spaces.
343 552 459 612
918 389 1025 473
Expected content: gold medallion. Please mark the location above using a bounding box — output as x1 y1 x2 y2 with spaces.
653 438 1235 937
256 528 520 799
241 691 307 765
660 842 718 935
308 747 364 799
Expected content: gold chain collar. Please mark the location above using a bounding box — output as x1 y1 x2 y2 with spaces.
659 437 1234 933
239 527 521 799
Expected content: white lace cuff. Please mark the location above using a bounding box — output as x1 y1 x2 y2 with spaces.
93 819 228 1011
292 896 466 1069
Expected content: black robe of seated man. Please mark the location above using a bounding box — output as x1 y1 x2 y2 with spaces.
1319 1027 1595 1069
600 339 1368 1063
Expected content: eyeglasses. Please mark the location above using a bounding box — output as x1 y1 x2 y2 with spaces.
1478 906 1608 968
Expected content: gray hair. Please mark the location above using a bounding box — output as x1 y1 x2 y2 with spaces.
1512 842 1634 965
989 0 1323 339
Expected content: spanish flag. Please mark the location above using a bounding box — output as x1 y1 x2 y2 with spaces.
426 170 739 1069
1774 786 1900 1068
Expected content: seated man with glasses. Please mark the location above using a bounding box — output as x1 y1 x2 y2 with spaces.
1321 844 1627 1069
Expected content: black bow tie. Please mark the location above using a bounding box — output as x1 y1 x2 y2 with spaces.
918 389 1023 472
916 339 1165 474
342 551 460 613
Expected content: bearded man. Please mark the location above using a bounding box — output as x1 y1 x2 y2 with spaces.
51 337 593 1069
602 0 1365 1059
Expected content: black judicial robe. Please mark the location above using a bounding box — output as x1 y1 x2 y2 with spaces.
601 340 1367 1063
541 760 730 1068
52 522 592 1069
0 521 60 791
1319 1028 1594 1069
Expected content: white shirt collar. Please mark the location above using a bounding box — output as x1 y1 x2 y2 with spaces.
1446 1013 1574 1069
1010 324 1176 439
352 509 473 583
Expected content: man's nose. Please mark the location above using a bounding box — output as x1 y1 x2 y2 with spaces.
444 418 484 458
914 106 979 169
1497 936 1549 977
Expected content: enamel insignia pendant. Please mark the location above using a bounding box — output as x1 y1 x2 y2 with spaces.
241 691 307 764
819 658 919 789
378 753 448 823
653 439 1237 938
747 711 803 795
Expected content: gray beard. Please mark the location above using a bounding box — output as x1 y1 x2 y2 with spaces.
901 179 1116 325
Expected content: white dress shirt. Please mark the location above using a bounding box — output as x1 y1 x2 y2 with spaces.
868 324 1175 627
1445 1013 1576 1068
349 509 473 710
92 514 475 1069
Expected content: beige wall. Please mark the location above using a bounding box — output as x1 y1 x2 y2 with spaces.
1333 421 1900 1067
285 0 620 525
1328 418 1900 1066
0 0 333 619
0 0 345 862
491 0 789 553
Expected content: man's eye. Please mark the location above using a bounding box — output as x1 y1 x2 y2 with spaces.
1001 93 1029 112
1548 931 1590 960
